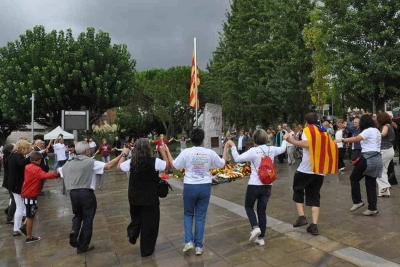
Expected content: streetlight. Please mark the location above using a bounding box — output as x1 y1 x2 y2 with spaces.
30 93 34 142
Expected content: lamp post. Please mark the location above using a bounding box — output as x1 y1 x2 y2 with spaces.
30 93 34 142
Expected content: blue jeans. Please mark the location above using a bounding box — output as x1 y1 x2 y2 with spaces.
245 185 272 238
102 156 110 163
183 183 211 248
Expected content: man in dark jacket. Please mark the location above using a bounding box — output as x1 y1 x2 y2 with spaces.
2 144 15 224
113 136 122 156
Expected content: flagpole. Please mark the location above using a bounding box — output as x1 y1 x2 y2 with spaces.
194 37 198 127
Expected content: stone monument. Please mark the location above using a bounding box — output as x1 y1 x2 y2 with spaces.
203 103 223 155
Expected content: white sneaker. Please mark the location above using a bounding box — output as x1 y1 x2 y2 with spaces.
254 238 265 246
183 241 194 252
339 167 345 171
249 227 261 242
195 247 203 255
350 202 364 212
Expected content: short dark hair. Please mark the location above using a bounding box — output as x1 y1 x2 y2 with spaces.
305 112 318 125
253 129 268 145
359 114 376 131
30 151 43 162
2 144 14 156
191 128 204 146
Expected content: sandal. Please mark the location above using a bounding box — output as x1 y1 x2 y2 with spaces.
380 188 388 194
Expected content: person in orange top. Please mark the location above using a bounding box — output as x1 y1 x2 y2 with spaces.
21 152 60 243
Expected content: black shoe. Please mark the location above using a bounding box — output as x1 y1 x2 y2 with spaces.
19 225 27 236
77 244 95 254
26 236 41 244
307 223 319 235
4 208 8 215
293 216 308 227
129 237 137 245
69 232 78 248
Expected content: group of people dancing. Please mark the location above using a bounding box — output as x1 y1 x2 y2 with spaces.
1 110 398 258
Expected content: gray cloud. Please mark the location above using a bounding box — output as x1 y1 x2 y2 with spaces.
0 0 230 70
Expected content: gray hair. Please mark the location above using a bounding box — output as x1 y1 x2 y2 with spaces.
34 139 42 146
75 141 90 155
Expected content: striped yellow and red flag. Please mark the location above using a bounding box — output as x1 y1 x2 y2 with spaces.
189 51 200 108
303 125 338 174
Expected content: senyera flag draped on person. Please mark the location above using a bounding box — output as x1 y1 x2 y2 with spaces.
189 49 200 108
303 125 338 174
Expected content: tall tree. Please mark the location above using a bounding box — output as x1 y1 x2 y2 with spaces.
208 0 314 127
321 0 400 113
0 26 136 128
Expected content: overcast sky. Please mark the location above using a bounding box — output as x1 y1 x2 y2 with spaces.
0 0 231 70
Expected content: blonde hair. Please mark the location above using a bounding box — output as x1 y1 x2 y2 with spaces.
14 140 31 153
322 121 329 128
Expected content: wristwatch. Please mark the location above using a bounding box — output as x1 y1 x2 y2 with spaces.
342 138 345 143
121 153 128 158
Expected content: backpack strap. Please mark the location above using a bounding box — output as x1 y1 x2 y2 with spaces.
251 146 268 170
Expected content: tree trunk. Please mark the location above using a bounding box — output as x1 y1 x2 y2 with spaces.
372 96 376 114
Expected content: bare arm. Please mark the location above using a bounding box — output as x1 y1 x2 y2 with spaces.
117 147 131 172
335 135 363 143
381 125 388 137
104 153 123 170
284 132 309 148
159 146 174 170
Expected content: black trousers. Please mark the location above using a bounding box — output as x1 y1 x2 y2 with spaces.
127 204 160 257
338 148 346 169
70 189 97 253
349 157 377 211
278 153 285 163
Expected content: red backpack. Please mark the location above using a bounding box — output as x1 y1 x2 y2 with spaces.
253 147 277 184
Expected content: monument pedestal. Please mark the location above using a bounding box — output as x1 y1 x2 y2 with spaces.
203 103 223 155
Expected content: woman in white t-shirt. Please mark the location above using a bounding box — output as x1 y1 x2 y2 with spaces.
335 114 382 216
223 129 287 246
171 128 225 255
335 119 347 171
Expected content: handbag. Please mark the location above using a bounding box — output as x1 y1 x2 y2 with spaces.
157 179 173 198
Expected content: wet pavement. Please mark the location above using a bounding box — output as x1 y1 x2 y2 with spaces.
0 160 399 267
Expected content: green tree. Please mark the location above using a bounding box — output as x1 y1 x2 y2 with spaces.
208 0 314 127
0 26 136 128
0 108 26 143
321 0 400 113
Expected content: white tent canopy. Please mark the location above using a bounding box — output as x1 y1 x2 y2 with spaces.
44 126 74 140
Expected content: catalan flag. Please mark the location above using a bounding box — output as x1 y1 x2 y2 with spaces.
303 125 338 174
190 51 200 108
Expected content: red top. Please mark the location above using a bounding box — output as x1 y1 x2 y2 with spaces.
22 163 60 199
153 139 169 151
99 144 112 157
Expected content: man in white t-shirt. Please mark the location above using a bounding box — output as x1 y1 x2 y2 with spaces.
53 136 68 171
286 127 296 165
284 113 326 236
88 138 97 157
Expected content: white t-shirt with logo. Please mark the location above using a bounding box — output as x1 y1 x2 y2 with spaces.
297 133 324 175
53 143 67 161
89 141 97 148
119 158 166 172
173 146 225 184
359 128 381 153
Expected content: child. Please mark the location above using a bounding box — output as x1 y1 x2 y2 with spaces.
21 151 60 243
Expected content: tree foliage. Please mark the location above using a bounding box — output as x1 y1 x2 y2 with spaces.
0 26 136 128
207 0 314 127
311 0 400 114
116 66 213 137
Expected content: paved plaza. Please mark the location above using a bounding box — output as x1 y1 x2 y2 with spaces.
1 162 400 267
